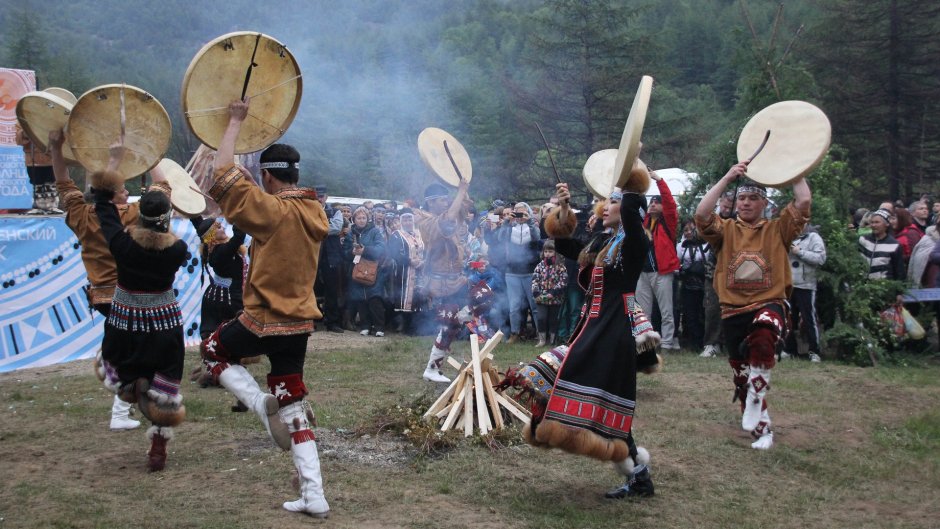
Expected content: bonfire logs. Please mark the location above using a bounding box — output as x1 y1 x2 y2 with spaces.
422 331 530 437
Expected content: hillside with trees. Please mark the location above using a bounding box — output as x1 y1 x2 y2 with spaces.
2 0 938 206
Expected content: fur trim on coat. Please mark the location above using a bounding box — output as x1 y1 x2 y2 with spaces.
623 159 651 194
529 418 629 463
128 225 178 250
544 206 578 239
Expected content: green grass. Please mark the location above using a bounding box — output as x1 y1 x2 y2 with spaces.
0 338 938 528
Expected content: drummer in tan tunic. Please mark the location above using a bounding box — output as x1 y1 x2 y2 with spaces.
694 162 810 450
47 129 141 432
200 98 331 518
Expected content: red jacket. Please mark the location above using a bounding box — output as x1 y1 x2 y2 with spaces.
643 179 680 274
896 224 922 260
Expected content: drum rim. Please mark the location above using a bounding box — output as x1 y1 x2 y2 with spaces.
180 31 303 154
417 126 474 187
15 91 79 163
67 83 172 179
156 157 207 216
42 87 78 105
736 100 832 188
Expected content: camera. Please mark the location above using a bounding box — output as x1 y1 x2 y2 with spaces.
512 212 524 218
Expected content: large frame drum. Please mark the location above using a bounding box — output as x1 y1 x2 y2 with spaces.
181 32 302 154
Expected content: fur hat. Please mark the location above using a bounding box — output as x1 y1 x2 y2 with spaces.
89 170 125 194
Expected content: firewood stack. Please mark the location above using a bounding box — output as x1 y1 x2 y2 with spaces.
422 331 531 437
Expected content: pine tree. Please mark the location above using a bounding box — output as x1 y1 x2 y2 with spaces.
809 0 940 202
2 7 49 76
503 0 661 199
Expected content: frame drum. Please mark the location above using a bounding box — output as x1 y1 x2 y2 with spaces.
737 100 831 188
67 84 171 179
417 127 473 187
613 75 653 190
156 158 206 216
582 149 617 199
15 91 79 164
181 32 302 154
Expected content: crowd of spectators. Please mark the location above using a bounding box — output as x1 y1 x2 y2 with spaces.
312 187 593 345
311 184 940 358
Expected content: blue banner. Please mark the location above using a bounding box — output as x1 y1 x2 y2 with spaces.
0 216 207 373
0 146 31 209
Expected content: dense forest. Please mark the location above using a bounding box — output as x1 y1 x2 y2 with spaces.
2 0 938 208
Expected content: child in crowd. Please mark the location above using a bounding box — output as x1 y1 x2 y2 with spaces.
531 240 568 347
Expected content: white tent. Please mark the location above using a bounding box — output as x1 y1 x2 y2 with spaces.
645 167 698 197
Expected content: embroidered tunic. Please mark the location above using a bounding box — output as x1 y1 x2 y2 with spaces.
696 203 807 318
193 220 248 337
209 164 329 336
388 228 425 311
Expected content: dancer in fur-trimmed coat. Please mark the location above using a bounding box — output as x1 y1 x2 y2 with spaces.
694 161 811 450
530 165 661 499
90 147 189 472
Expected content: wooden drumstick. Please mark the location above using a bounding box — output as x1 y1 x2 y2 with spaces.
443 140 465 183
732 129 771 204
535 122 562 185
241 33 262 100
188 185 213 199
746 130 771 163
535 122 566 205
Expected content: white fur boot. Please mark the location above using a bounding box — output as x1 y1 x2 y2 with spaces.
612 446 650 477
280 401 330 518
422 343 450 383
750 408 774 450
742 366 771 431
109 395 140 431
217 364 291 450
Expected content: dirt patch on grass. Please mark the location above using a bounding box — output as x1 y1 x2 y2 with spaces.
318 428 418 468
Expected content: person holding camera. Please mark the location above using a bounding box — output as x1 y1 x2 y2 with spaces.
482 202 511 338
677 220 709 351
497 202 541 343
